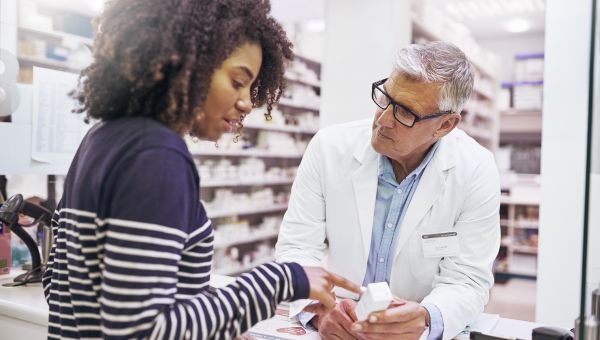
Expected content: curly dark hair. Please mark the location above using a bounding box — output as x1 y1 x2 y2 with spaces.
72 0 293 135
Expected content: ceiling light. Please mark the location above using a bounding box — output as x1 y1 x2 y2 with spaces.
504 18 531 33
90 0 104 14
444 0 545 19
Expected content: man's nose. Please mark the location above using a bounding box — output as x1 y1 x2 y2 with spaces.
376 106 396 129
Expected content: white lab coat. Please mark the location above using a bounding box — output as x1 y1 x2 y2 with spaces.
275 119 501 340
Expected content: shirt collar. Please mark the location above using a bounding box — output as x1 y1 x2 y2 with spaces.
378 140 441 185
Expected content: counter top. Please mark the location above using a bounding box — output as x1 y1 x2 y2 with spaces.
0 269 235 327
0 269 547 339
0 270 48 327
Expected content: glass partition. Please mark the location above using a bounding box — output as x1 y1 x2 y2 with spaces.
580 0 600 337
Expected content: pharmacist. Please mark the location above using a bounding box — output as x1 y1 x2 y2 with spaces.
276 41 501 340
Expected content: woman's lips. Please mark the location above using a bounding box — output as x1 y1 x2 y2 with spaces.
223 118 239 132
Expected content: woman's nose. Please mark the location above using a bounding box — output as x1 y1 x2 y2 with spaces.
235 99 252 114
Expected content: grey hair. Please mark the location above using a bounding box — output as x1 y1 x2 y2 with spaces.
393 41 474 113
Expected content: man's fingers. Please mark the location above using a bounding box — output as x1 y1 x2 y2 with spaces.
368 303 419 323
303 303 330 315
329 273 361 294
352 321 399 334
352 320 423 335
389 297 407 307
338 299 359 321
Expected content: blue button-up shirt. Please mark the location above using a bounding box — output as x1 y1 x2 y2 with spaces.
299 142 444 339
362 141 443 340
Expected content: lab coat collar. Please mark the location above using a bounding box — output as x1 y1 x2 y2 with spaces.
393 129 459 260
350 128 459 262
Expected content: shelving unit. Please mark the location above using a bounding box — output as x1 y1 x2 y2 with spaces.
496 195 540 280
19 26 93 47
277 98 320 112
500 109 542 134
498 55 544 175
214 229 280 250
191 149 304 159
214 258 275 276
243 122 318 134
17 55 83 73
202 178 294 188
15 1 94 82
207 203 288 219
410 18 500 153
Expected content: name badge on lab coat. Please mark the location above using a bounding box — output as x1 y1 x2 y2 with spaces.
421 231 460 258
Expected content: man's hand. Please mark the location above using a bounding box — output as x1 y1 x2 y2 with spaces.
311 299 369 340
350 300 430 340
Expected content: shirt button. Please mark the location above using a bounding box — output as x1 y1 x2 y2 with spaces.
378 257 385 263
386 223 393 229
396 188 402 194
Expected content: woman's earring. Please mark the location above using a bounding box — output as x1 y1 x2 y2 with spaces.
193 108 206 123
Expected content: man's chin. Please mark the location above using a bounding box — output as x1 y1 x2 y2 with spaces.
371 137 384 154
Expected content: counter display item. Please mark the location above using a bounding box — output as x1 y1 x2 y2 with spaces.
0 223 10 275
574 316 598 340
592 283 600 320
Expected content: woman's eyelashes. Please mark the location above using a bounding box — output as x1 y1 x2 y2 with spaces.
231 79 244 90
231 75 250 90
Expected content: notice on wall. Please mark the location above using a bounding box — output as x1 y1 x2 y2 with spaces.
32 67 90 163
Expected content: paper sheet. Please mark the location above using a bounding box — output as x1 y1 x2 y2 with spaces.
246 305 320 340
32 67 89 163
249 305 499 340
454 313 501 339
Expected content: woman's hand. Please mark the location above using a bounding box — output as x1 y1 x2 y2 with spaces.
301 267 361 314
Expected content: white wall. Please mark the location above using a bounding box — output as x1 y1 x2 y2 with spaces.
320 0 411 127
536 0 593 327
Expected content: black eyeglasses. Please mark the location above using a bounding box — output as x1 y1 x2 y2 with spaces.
371 78 453 128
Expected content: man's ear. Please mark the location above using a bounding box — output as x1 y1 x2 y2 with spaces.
434 113 461 138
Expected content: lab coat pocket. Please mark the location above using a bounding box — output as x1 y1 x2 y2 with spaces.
408 233 442 286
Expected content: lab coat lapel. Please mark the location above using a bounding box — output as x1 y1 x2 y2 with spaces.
394 137 455 259
351 142 379 261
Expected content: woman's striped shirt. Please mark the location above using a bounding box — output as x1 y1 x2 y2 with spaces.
42 117 309 339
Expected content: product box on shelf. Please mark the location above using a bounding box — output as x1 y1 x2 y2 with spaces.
0 223 11 275
515 53 544 82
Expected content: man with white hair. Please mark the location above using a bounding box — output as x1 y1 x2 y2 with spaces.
275 41 500 340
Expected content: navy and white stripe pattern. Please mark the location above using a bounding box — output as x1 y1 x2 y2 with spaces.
42 117 309 339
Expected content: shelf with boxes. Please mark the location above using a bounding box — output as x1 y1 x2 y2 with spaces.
410 7 500 153
211 216 282 276
16 1 95 82
495 193 540 280
210 214 280 276
202 178 294 188
498 53 544 176
195 55 321 276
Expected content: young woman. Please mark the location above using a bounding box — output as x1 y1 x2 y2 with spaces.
42 0 359 338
